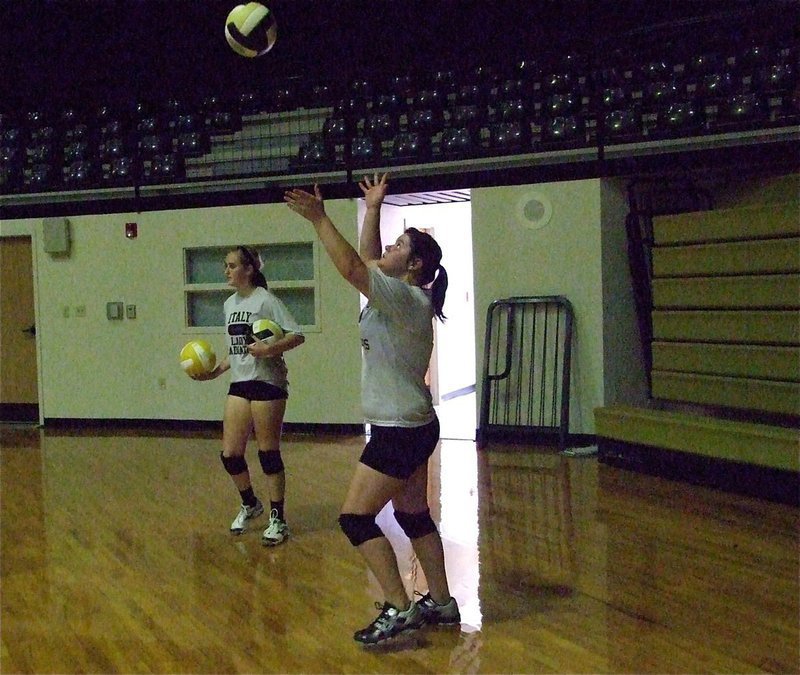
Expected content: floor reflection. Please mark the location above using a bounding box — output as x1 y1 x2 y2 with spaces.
1 421 797 674
479 449 576 594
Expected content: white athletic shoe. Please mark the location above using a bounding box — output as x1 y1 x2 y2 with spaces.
230 499 264 534
261 509 290 546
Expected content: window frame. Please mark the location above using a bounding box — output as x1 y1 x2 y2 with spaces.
182 242 320 333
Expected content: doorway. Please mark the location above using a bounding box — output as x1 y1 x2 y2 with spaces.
359 189 476 440
0 236 39 423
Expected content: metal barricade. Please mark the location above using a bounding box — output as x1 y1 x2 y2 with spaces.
477 296 574 450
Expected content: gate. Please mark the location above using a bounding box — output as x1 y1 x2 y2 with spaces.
477 296 574 450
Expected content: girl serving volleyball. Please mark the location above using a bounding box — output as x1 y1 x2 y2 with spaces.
193 245 304 546
285 174 460 645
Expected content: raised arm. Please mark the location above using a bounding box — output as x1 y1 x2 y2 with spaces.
284 184 371 297
358 173 389 263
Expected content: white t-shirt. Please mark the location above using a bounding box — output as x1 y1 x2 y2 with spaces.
224 286 302 390
359 267 435 427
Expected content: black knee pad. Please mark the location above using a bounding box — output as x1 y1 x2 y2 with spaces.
258 449 284 475
338 513 384 547
220 452 248 476
394 509 437 539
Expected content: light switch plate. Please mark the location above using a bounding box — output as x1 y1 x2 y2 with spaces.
106 302 124 320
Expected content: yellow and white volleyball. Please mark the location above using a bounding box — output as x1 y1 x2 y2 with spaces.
252 318 284 343
225 3 277 58
180 339 217 377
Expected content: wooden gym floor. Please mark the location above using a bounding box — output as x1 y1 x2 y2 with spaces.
1 410 798 674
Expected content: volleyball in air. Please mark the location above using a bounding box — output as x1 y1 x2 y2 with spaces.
225 3 277 58
180 339 217 377
251 318 284 343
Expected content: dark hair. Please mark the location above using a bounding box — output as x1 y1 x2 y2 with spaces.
405 227 448 321
235 246 268 289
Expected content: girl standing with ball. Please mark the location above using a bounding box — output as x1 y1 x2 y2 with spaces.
193 246 304 546
285 174 460 645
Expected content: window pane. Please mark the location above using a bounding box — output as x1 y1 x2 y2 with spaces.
186 247 226 284
188 289 316 327
261 243 314 281
272 288 315 326
186 244 313 284
187 290 227 327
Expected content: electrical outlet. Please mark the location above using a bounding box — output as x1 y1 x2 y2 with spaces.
126 304 136 319
74 305 86 317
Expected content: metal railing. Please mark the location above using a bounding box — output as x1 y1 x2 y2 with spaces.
477 296 574 451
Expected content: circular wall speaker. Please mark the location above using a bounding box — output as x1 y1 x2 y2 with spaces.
516 192 553 230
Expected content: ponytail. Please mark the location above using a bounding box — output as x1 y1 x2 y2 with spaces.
405 227 448 322
430 264 448 322
252 270 268 290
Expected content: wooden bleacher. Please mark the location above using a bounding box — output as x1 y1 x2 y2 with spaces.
595 199 800 505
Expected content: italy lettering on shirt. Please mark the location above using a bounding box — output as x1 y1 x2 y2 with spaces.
228 310 254 324
228 309 255 356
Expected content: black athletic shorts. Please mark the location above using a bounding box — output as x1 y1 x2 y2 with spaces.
228 380 288 401
359 416 440 480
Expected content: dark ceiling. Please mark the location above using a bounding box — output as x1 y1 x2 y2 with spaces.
1 0 792 113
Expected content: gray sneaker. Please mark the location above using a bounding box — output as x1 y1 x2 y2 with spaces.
261 509 289 546
230 499 264 534
417 593 461 625
354 601 423 645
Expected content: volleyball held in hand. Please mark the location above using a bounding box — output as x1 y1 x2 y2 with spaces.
225 2 277 58
251 318 284 344
180 339 217 377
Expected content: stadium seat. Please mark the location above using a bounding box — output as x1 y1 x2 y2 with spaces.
25 163 55 192
388 74 415 100
363 112 399 141
350 136 382 167
489 121 530 153
175 114 200 134
148 152 184 183
448 104 486 134
439 126 479 158
545 92 581 117
63 140 90 165
205 110 242 134
652 100 704 137
540 115 584 147
373 93 405 116
98 136 129 162
322 116 350 143
407 108 445 136
176 132 209 158
139 133 169 158
603 108 642 141
412 88 446 112
105 156 140 186
496 99 531 123
239 92 261 115
391 131 431 163
65 160 97 188
294 139 335 170
643 80 681 110
429 70 456 94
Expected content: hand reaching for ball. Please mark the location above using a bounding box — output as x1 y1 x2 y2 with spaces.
285 184 326 223
359 172 389 209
